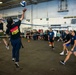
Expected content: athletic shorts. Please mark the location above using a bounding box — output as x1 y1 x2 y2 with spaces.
49 38 54 42
66 43 70 47
71 46 76 52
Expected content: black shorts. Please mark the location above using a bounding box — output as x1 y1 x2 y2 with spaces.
0 32 4 36
49 38 54 42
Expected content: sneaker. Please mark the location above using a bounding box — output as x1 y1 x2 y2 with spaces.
60 51 64 55
52 47 55 50
12 58 15 61
49 44 52 46
15 62 19 68
60 60 65 65
6 45 9 50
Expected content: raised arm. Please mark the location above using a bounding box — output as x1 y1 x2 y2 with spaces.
20 8 27 21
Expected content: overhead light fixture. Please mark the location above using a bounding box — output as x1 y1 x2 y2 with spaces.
0 2 3 4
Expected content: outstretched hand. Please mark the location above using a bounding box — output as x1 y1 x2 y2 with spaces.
20 8 27 20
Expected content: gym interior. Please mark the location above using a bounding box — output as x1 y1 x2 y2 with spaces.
0 0 76 75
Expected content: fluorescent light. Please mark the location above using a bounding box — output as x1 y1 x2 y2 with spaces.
0 2 3 4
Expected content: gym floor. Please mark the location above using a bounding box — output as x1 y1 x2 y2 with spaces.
0 38 76 75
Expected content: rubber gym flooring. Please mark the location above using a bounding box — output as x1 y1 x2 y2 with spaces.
0 38 76 75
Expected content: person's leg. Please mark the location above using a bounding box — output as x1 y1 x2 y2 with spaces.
65 47 69 55
11 40 16 60
15 40 21 62
49 41 53 47
74 52 76 56
49 39 51 46
60 44 65 55
63 45 69 55
51 40 54 49
57 37 59 41
11 39 21 67
73 47 76 56
61 47 76 65
64 51 72 62
60 51 72 65
52 42 54 48
49 39 54 49
60 44 69 55
49 42 52 46
15 39 21 67
3 38 9 50
60 37 63 42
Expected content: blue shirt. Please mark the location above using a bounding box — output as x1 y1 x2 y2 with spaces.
71 35 76 45
48 31 54 39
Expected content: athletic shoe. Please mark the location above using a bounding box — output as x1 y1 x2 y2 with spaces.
60 60 65 65
52 47 55 50
12 58 15 61
15 62 19 68
60 51 64 55
49 44 52 46
6 45 9 50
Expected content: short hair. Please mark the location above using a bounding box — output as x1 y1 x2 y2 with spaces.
49 28 52 30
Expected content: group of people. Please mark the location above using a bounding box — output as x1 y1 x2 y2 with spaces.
25 29 48 41
48 28 76 65
0 8 76 69
60 30 76 65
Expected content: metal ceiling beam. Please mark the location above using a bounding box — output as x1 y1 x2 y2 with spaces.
0 0 53 10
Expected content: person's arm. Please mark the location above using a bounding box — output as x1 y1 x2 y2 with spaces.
53 32 55 40
64 40 71 44
20 8 27 21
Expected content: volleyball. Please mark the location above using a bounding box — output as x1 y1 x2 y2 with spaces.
20 1 26 7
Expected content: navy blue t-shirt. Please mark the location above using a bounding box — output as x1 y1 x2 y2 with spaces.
71 35 76 45
48 31 54 39
6 20 21 39
71 35 76 44
71 36 74 45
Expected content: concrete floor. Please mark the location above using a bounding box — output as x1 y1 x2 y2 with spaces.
0 38 76 75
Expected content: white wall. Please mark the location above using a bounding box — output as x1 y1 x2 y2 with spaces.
0 0 76 31
0 0 76 18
